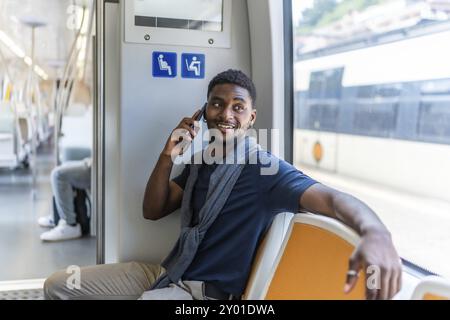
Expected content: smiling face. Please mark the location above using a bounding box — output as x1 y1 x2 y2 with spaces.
206 83 257 142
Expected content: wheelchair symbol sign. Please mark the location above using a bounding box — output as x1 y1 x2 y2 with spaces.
153 52 177 78
182 54 205 79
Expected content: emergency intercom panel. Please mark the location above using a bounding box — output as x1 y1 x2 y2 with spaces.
124 0 232 48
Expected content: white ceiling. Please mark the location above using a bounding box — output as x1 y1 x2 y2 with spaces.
0 0 93 80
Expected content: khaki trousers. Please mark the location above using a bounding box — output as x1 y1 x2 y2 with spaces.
44 262 211 300
44 262 166 300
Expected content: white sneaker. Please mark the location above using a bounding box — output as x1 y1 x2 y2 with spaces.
38 215 55 228
40 220 82 242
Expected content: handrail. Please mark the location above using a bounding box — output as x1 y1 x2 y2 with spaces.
54 3 95 166
54 5 87 156
0 42 22 165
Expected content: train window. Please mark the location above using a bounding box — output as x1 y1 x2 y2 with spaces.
305 68 343 131
353 102 398 137
292 0 450 278
356 85 374 99
309 68 344 99
417 79 450 143
357 84 403 99
418 102 450 142
376 86 402 98
307 103 339 131
352 84 402 137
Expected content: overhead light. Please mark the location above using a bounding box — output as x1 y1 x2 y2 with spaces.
34 65 48 80
0 30 49 80
24 56 32 66
0 30 25 58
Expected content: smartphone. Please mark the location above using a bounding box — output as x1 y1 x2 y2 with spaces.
195 103 207 122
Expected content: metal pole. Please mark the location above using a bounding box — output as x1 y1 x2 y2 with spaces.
94 0 105 265
54 6 87 167
31 26 38 199
83 2 95 82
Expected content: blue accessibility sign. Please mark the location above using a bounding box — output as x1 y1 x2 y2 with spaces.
181 53 205 79
153 52 177 78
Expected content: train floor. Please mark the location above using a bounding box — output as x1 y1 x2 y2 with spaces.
298 163 450 280
0 141 96 282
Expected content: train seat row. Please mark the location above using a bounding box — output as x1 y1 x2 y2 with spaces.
59 104 92 163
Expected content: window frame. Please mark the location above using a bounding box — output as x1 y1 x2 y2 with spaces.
283 0 294 164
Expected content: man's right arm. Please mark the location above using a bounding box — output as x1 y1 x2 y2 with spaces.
142 110 201 220
143 154 184 220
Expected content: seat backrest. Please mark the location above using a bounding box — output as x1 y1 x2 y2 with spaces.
258 213 366 300
59 110 93 162
243 212 293 300
411 276 450 300
0 102 14 133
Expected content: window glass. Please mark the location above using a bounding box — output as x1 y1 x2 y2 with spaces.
292 0 450 278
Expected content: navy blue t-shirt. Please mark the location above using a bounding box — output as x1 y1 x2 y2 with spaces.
172 151 318 296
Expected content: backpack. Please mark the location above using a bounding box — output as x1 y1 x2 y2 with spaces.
53 188 91 235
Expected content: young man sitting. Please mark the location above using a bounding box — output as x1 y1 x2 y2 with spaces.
44 70 402 300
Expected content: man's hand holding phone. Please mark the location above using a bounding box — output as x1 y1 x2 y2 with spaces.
161 109 202 159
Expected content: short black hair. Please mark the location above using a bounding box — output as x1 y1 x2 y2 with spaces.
207 69 257 105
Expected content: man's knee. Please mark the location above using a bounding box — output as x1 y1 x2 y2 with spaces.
44 270 69 300
51 166 65 185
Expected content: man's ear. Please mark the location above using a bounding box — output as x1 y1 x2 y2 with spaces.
251 107 257 123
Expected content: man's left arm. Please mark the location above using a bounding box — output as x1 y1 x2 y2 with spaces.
299 183 403 300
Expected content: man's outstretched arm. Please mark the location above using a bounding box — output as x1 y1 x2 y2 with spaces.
299 183 402 300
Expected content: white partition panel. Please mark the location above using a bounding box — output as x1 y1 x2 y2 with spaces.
102 0 254 263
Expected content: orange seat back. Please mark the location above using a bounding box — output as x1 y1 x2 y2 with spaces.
262 215 365 300
412 276 450 300
243 212 293 300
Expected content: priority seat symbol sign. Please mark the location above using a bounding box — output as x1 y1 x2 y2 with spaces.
181 53 205 79
152 52 177 78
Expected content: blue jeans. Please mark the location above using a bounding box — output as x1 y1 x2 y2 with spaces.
51 159 91 225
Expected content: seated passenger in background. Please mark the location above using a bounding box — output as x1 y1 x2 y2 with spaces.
44 70 402 300
38 157 91 241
